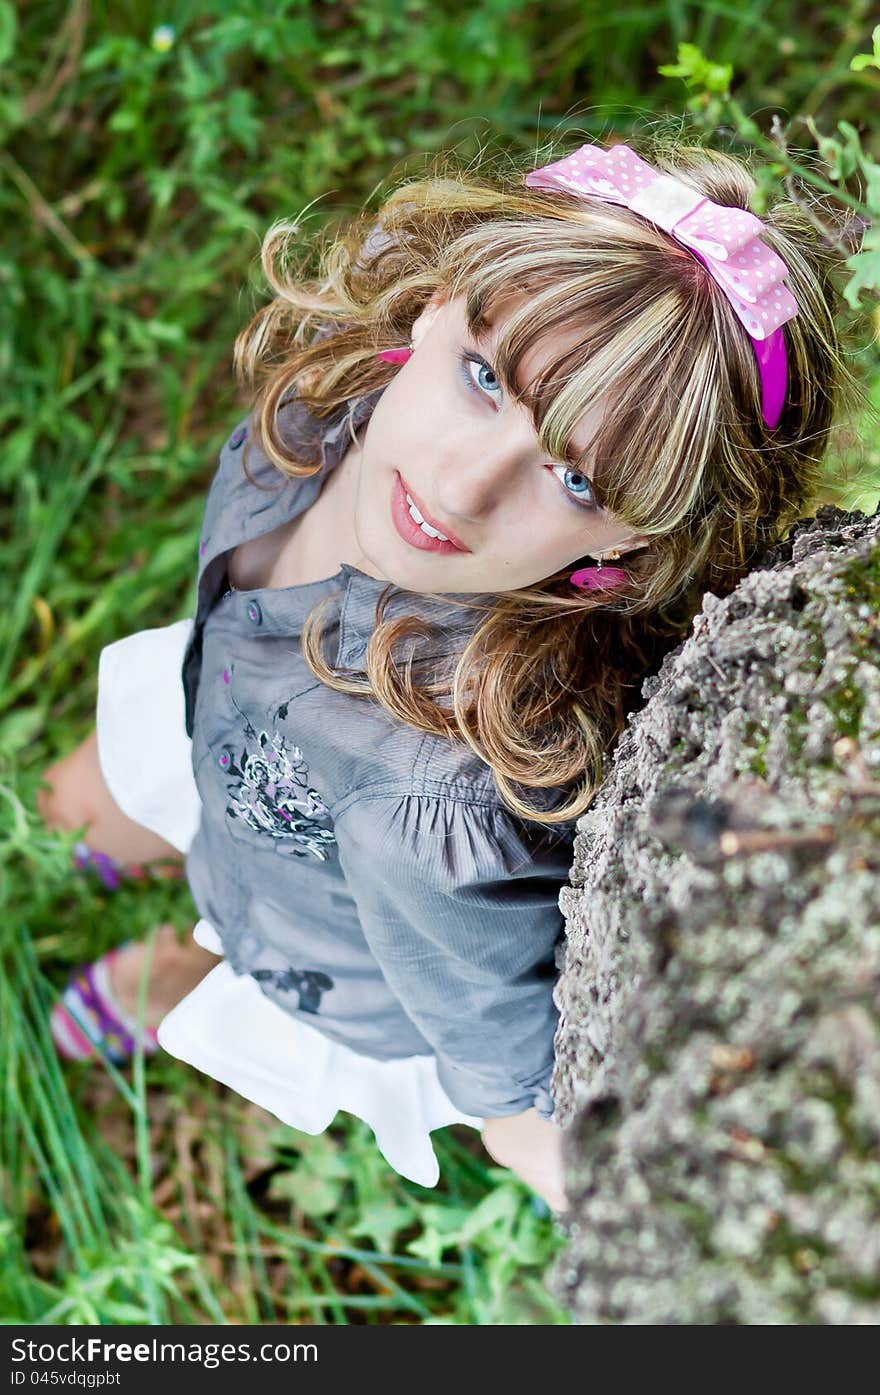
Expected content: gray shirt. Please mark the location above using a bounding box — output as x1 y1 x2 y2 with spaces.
180 387 579 1120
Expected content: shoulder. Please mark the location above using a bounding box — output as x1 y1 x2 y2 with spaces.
211 399 323 499
198 413 283 545
334 781 577 887
195 401 333 577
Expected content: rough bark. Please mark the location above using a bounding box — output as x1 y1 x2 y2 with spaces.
548 504 880 1325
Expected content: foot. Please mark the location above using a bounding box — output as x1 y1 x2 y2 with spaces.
107 923 220 1028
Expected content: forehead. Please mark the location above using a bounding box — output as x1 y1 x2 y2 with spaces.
455 293 603 462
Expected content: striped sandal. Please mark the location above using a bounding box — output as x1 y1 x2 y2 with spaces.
72 841 183 892
50 943 161 1065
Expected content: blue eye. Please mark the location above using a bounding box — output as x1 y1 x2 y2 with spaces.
552 463 598 510
458 351 502 401
456 350 599 512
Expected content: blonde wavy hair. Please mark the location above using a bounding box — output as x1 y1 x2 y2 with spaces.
232 126 861 827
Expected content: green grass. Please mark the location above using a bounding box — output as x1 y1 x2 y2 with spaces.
2 0 878 1324
3 891 570 1324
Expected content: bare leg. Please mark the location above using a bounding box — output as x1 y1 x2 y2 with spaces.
108 924 221 1026
37 727 219 1020
37 727 183 871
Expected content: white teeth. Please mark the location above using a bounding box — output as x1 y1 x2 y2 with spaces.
405 491 448 541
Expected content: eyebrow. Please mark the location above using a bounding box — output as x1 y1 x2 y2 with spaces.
468 327 594 473
471 314 511 352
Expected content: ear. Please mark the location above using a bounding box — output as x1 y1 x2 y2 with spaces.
410 288 448 348
619 536 650 559
617 538 645 555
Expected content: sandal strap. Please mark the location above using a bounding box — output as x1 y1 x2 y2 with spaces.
72 841 179 890
72 841 126 890
53 946 160 1063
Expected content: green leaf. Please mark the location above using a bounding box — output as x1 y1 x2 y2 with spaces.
267 1130 351 1216
0 705 43 756
0 1 17 66
405 1202 472 1264
657 42 732 96
849 23 880 72
458 1182 520 1242
108 108 138 134
351 1198 415 1252
842 224 880 311
268 1166 345 1216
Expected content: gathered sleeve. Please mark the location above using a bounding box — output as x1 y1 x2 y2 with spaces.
333 790 576 1122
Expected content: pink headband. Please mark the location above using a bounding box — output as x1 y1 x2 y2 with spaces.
524 142 799 429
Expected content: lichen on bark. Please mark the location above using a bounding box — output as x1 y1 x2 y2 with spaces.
549 504 880 1325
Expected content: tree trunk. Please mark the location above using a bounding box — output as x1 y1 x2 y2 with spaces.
548 504 880 1324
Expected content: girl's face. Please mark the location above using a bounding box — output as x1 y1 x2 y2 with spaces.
347 290 646 593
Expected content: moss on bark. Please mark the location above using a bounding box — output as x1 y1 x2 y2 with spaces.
549 504 880 1324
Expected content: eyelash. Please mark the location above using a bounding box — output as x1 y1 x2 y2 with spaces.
456 350 599 512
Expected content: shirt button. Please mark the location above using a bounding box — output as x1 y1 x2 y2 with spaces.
218 746 234 770
246 599 262 625
229 425 248 450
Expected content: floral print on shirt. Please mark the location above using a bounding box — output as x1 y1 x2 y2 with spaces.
221 668 337 862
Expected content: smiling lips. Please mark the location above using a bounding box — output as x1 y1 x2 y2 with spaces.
396 471 471 552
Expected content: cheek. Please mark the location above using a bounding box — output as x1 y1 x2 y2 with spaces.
366 397 451 480
394 361 452 428
360 400 399 466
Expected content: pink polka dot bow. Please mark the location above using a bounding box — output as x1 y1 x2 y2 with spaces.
525 142 799 429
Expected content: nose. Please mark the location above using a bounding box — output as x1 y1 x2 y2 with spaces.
434 414 539 522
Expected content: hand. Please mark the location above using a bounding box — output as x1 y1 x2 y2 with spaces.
480 1107 568 1214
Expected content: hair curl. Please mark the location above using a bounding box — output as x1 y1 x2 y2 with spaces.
232 124 865 827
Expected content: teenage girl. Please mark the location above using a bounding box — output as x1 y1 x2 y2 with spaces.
37 133 849 1213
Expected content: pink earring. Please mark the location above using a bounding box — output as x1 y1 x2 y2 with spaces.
377 342 413 363
570 550 627 590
